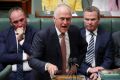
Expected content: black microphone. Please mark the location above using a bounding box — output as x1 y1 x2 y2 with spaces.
69 58 78 80
68 58 72 69
72 58 77 64
69 58 79 69
72 58 79 67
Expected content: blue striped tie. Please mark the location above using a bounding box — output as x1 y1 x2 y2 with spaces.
17 44 24 80
86 32 95 66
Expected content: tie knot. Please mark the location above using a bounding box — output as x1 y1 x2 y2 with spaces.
90 32 94 36
60 33 65 38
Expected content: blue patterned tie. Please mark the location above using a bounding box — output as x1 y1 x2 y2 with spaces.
86 32 95 66
17 44 24 80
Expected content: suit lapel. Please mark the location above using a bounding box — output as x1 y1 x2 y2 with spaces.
81 28 86 39
50 26 61 57
95 29 103 62
23 26 31 43
7 28 17 52
49 26 62 68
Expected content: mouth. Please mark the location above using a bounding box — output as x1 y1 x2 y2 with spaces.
62 26 67 28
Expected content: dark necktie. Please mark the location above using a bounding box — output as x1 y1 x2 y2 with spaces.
17 44 24 80
86 32 95 66
60 33 66 74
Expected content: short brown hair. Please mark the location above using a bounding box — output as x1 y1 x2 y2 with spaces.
84 6 100 20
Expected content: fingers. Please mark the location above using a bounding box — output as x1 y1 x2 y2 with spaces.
47 63 58 75
89 66 104 73
67 65 77 75
90 73 98 80
16 27 25 41
96 66 104 71
89 67 98 73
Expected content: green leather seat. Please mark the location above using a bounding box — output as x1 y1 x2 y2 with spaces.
0 18 10 31
99 18 112 32
28 18 41 29
0 65 12 80
112 18 120 32
71 18 84 28
40 18 54 29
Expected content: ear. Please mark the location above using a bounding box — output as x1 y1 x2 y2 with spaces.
53 16 56 22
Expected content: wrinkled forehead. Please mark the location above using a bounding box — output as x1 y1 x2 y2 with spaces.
10 10 25 19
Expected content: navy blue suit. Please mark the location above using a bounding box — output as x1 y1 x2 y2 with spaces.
29 25 87 80
0 25 38 80
79 27 114 76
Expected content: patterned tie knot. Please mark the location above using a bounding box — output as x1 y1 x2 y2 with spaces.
60 33 65 38
90 32 94 37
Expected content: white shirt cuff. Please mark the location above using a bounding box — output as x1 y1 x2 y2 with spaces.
23 52 27 61
19 39 24 45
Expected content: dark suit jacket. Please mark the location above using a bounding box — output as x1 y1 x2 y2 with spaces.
29 25 87 80
0 25 37 70
79 27 114 76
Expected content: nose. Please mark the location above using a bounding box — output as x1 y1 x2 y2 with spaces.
63 19 67 24
63 19 70 25
88 20 92 24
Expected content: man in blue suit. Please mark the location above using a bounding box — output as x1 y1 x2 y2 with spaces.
0 7 37 80
29 4 87 80
79 6 114 80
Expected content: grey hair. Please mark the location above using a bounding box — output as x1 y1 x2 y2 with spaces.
8 7 26 19
53 3 72 17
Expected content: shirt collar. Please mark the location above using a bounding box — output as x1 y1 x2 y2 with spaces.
55 26 67 37
86 29 97 36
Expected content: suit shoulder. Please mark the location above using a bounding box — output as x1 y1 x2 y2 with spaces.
35 26 54 37
0 27 12 35
112 31 120 37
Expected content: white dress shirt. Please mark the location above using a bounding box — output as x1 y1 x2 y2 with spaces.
12 30 32 71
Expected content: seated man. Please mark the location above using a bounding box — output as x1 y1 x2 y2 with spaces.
0 7 38 80
29 4 87 80
78 6 114 80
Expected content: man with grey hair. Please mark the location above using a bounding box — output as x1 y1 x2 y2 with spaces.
29 4 87 80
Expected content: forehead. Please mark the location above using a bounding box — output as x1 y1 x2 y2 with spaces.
10 10 25 20
84 11 98 18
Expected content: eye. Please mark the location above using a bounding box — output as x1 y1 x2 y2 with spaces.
60 17 65 21
13 20 19 24
66 18 71 21
19 18 24 22
85 18 89 21
12 18 24 24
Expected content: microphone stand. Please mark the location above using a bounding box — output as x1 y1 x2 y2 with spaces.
68 58 79 80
